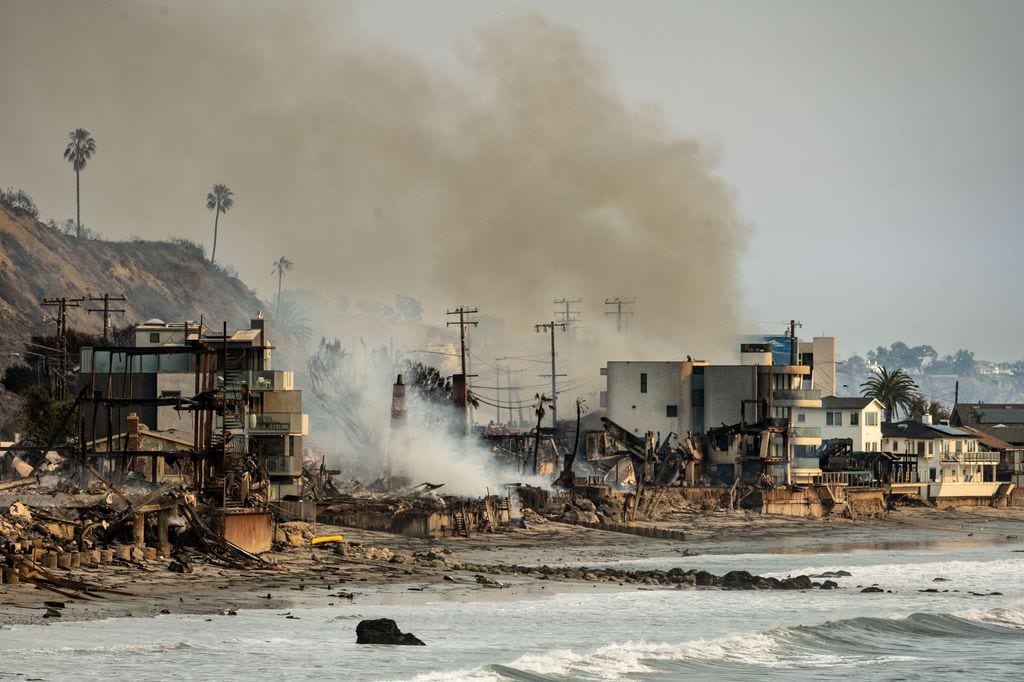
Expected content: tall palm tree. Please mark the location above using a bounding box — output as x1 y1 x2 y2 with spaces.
531 392 553 475
63 128 96 239
860 366 919 422
271 256 293 314
206 184 234 264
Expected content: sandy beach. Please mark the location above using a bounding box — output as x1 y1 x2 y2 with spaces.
4 506 1024 627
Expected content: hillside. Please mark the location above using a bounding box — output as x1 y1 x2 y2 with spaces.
0 202 268 426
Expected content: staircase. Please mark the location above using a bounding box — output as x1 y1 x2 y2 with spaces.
452 508 469 537
992 483 1015 507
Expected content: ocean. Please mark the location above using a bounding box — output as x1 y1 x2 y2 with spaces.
2 543 1022 681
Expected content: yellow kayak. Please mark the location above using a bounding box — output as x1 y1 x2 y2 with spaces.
311 535 344 545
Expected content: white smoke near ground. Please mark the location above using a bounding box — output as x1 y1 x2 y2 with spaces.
306 336 539 496
388 394 515 497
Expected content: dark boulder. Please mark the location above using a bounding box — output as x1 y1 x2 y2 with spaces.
779 575 813 590
861 586 884 593
694 570 720 587
721 571 763 590
356 618 425 646
820 580 839 590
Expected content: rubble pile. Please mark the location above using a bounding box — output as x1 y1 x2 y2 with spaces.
555 494 626 525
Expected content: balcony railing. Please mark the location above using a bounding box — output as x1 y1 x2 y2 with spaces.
264 455 302 476
791 426 821 438
250 412 304 434
773 389 822 401
942 452 1000 464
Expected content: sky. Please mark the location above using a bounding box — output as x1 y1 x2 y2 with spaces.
1 0 1022 361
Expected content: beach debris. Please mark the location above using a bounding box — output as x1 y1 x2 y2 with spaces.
474 574 505 588
310 534 344 546
355 618 425 646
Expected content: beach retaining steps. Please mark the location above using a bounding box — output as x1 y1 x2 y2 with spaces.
555 518 686 541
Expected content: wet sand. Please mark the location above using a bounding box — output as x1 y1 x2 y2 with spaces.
3 507 1024 626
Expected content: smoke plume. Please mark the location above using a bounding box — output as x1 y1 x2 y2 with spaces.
0 0 749 355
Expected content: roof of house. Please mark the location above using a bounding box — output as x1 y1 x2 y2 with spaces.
821 396 879 410
956 422 1024 447
951 403 1024 426
957 425 1017 451
881 420 974 440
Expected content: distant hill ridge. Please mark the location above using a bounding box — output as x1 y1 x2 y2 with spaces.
0 201 264 368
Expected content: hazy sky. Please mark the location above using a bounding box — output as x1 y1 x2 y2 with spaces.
354 0 1024 359
2 1 1022 360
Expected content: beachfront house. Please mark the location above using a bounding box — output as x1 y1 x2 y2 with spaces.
950 402 1024 486
881 416 1000 502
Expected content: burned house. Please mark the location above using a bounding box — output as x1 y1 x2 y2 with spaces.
78 317 308 500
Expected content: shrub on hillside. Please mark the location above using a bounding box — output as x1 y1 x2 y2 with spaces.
0 187 39 219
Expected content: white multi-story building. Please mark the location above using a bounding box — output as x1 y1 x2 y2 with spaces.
882 417 1000 500
795 396 884 452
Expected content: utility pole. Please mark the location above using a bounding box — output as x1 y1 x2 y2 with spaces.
604 297 636 333
87 293 127 344
553 297 582 325
41 296 84 399
785 319 803 365
447 307 478 434
496 356 524 427
535 321 567 429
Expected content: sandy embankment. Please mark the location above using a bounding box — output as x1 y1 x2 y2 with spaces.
3 507 1024 626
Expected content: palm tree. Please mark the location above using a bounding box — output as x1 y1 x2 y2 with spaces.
63 128 96 239
271 256 293 314
531 392 553 475
206 184 234 264
860 366 919 422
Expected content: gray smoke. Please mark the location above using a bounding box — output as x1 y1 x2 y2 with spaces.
0 0 749 355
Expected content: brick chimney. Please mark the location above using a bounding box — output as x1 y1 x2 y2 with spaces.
126 412 140 451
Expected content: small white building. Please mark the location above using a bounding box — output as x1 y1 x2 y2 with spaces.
806 396 884 451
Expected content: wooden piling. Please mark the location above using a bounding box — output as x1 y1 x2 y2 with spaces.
133 514 145 546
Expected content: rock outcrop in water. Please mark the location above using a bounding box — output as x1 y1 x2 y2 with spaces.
453 562 836 590
356 618 425 646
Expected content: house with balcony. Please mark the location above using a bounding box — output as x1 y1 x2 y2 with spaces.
881 417 999 502
790 396 884 484
80 317 307 499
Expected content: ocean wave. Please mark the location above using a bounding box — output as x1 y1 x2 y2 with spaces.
7 641 192 656
434 604 1024 681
